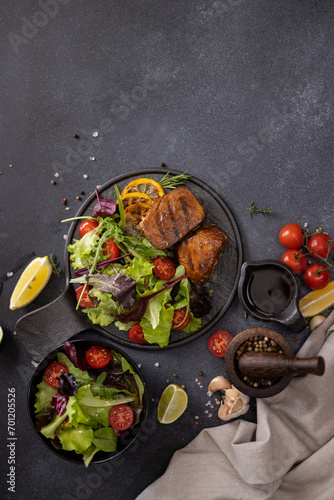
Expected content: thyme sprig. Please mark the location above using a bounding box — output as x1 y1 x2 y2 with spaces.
49 253 62 278
159 171 190 189
247 201 272 218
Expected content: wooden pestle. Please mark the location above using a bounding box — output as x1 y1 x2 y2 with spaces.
238 352 325 378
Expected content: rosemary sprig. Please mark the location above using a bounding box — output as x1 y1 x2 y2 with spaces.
49 253 62 278
247 201 272 218
159 171 190 189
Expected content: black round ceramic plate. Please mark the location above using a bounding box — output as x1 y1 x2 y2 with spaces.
28 339 148 464
64 168 243 349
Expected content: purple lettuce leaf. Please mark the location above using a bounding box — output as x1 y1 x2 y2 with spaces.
92 188 116 218
51 393 69 416
114 274 189 323
58 372 78 396
82 272 137 310
63 341 88 371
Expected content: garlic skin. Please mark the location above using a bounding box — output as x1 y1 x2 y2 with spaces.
309 315 326 332
209 377 250 421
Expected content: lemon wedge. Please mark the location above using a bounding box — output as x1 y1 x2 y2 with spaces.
157 384 188 424
9 256 52 310
299 281 334 318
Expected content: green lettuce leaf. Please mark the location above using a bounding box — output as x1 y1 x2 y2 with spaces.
85 289 119 326
34 380 55 413
92 427 117 452
67 231 99 269
141 303 174 347
58 424 94 454
123 256 155 282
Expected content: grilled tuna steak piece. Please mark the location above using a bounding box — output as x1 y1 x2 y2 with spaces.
140 187 205 249
176 225 227 284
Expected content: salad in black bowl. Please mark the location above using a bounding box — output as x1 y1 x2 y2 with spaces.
28 339 147 466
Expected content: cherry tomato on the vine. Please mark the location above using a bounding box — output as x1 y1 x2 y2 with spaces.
109 404 134 431
102 238 120 259
281 249 308 274
303 264 330 290
79 219 99 237
153 257 176 280
279 223 304 249
307 233 333 259
172 307 191 331
207 330 233 358
76 285 96 308
85 346 111 369
129 323 148 344
44 362 69 388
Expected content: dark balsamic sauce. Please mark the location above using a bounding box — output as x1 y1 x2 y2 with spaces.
246 266 293 316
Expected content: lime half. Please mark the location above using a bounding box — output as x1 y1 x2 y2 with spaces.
157 384 188 424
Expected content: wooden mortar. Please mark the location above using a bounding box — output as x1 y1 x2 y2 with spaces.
224 327 325 398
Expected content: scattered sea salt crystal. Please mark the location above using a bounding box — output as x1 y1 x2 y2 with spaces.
83 174 88 179
89 156 96 161
304 222 308 228
137 363 142 368
154 362 159 367
207 391 212 397
31 360 38 368
208 413 213 418
63 235 67 240
54 172 59 177
9 164 13 168
205 410 209 414
194 416 199 420
7 271 13 277
92 131 99 137
65 207 70 211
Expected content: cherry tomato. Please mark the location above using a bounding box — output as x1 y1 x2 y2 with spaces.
307 233 333 259
76 285 96 308
172 307 191 331
109 404 134 431
281 249 308 274
85 346 111 369
129 323 148 344
79 219 99 237
303 264 331 290
279 223 304 249
153 257 176 280
102 238 120 259
44 362 69 388
207 330 233 358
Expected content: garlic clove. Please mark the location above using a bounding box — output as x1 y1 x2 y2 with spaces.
230 398 243 414
208 376 232 393
224 397 234 409
225 388 239 402
309 315 326 332
218 403 230 420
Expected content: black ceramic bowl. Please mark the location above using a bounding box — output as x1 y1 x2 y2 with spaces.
28 339 147 465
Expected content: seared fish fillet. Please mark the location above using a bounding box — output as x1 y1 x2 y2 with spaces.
176 225 227 284
140 187 205 249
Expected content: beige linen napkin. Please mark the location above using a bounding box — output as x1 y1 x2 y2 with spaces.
136 310 334 500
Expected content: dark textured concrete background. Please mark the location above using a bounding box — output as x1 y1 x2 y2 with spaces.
1 1 334 499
